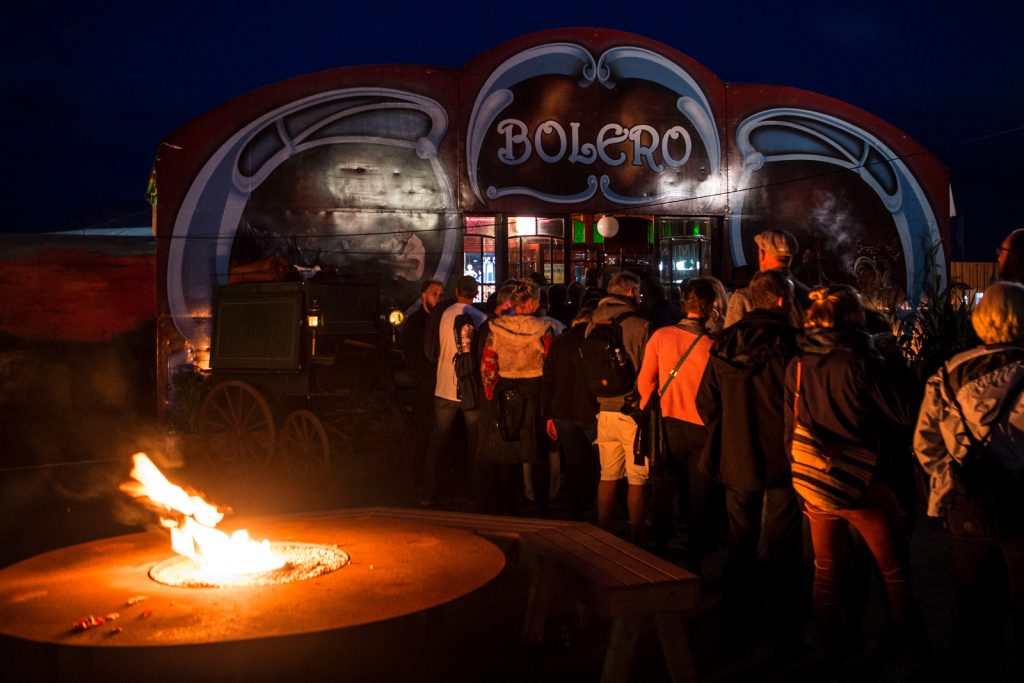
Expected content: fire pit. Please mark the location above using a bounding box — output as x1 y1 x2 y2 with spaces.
0 509 505 680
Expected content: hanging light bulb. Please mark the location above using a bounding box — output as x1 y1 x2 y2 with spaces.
596 215 619 238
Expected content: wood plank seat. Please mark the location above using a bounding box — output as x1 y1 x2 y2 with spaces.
343 505 587 556
518 525 700 683
338 507 699 682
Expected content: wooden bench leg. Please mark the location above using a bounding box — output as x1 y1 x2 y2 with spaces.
522 566 554 644
655 612 697 683
571 598 588 630
600 616 641 683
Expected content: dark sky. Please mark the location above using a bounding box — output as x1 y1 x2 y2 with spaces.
2 1 1021 260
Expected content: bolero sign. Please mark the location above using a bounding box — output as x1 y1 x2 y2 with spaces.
465 43 723 212
493 118 694 171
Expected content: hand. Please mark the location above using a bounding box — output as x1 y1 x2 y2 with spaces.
545 419 558 441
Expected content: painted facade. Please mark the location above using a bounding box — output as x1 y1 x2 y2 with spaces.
152 28 949 405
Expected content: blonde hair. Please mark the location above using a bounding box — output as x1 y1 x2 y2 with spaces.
509 278 540 308
972 281 1024 344
804 285 865 328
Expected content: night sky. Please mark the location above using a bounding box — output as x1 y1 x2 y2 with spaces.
2 1 1021 260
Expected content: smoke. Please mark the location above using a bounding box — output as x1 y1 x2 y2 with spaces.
807 188 858 280
0 324 174 565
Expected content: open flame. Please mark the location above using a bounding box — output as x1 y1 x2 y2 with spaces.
120 453 285 577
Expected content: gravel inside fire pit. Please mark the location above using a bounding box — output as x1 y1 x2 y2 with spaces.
148 543 349 588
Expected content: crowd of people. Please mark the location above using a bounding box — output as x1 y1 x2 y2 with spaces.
399 227 1024 679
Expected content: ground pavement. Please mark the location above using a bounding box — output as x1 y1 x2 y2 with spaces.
1 438 1018 682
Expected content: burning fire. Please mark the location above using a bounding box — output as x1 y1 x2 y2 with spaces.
120 453 284 577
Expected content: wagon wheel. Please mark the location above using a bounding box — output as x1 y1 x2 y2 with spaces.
279 409 331 485
197 380 276 475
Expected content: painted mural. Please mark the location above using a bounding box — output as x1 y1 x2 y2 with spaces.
726 98 945 307
153 27 949 406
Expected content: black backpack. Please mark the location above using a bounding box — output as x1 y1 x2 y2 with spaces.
452 312 483 410
577 312 638 397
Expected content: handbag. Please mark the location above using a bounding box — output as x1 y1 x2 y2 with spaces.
788 361 878 511
452 313 483 410
497 385 526 442
631 332 703 467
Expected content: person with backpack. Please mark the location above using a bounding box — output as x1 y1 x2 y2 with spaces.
697 269 804 657
420 275 487 507
914 281 1024 680
582 271 651 544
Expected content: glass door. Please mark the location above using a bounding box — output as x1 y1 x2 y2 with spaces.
655 217 714 289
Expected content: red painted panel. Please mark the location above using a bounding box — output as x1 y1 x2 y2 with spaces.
0 247 155 343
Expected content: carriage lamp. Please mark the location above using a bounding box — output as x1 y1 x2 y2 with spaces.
387 308 404 347
194 346 212 371
307 299 322 356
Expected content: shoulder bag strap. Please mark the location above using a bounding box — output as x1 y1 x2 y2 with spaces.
939 365 982 448
659 332 703 396
941 363 1024 447
792 361 803 424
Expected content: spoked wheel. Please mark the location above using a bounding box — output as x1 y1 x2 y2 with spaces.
279 409 330 485
198 380 275 475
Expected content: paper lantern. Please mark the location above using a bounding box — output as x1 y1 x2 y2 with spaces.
596 216 619 238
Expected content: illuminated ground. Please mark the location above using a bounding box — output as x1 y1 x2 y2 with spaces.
0 431 1016 682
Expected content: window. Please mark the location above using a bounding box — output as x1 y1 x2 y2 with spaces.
464 216 496 302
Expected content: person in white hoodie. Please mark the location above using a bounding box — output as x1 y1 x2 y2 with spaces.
914 281 1024 680
478 279 555 514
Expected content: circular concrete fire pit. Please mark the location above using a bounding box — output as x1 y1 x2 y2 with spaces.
0 510 504 648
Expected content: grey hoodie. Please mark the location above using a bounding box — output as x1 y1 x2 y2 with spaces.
585 295 651 411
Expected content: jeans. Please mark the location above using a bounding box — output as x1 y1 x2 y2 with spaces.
653 418 718 572
409 380 436 489
949 535 1024 679
552 418 597 520
422 397 479 502
803 482 930 659
723 485 803 647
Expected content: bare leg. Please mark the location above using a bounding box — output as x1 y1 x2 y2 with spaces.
598 479 619 529
628 483 648 545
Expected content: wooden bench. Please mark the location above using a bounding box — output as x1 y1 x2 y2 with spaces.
341 506 700 682
343 505 586 556
518 523 699 683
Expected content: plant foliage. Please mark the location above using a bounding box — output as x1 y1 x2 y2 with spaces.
890 243 976 379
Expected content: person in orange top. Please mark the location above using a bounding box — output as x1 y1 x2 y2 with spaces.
637 277 723 572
